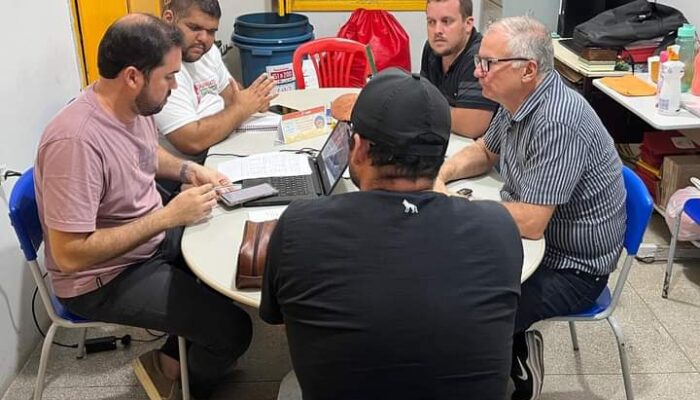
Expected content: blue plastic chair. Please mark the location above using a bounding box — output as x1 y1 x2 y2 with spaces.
8 168 190 400
549 166 653 400
662 196 700 298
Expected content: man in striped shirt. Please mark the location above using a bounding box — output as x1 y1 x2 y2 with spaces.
435 17 626 400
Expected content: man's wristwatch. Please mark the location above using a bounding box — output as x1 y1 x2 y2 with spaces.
179 161 192 183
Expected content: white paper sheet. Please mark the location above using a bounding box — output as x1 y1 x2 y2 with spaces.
247 207 287 222
218 152 312 182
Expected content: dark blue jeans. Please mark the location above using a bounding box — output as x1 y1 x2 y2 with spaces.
511 266 609 396
61 227 253 398
515 267 609 334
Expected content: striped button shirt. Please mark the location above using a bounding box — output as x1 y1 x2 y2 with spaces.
483 72 626 276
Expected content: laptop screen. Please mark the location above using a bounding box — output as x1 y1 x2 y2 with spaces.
317 121 351 195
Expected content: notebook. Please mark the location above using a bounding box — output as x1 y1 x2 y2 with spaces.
234 113 282 132
599 76 656 97
242 121 351 206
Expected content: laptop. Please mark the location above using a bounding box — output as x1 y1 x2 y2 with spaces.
242 121 351 206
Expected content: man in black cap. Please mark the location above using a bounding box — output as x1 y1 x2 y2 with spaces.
260 68 524 400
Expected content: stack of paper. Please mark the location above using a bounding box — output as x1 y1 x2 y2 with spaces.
217 152 312 182
247 207 286 222
577 58 616 72
682 98 700 118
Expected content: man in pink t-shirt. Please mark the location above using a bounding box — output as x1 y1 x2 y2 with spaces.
35 14 252 400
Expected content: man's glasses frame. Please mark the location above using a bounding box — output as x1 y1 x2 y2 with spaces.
474 55 532 73
342 121 377 149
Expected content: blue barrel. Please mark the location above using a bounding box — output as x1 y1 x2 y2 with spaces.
232 13 314 87
234 13 311 38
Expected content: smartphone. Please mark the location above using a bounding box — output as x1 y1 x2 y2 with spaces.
269 105 298 115
456 188 473 198
216 183 279 207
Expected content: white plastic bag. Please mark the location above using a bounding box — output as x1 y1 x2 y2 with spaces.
665 183 700 241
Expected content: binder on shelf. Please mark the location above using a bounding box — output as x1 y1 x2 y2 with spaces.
639 131 700 168
635 159 661 179
560 39 617 62
634 164 660 202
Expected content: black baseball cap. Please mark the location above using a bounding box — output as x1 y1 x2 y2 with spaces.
350 68 451 156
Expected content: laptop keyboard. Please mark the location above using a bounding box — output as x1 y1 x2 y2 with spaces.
257 175 313 196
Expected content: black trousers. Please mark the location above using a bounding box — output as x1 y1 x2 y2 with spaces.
511 266 609 387
61 227 252 398
515 267 609 334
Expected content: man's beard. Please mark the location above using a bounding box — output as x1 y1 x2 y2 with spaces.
430 32 469 58
135 87 169 116
349 164 360 189
183 44 210 63
434 46 457 57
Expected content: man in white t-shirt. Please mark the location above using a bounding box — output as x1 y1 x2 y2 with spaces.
156 0 276 162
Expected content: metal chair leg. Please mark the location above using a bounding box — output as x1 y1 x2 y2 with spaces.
568 321 580 351
34 323 58 400
608 316 634 400
662 214 683 298
178 337 190 400
76 328 88 359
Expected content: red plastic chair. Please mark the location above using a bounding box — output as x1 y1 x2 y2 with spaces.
293 37 370 89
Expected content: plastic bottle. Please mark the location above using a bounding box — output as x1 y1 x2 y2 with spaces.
675 23 696 92
657 45 685 116
656 50 669 101
692 51 700 96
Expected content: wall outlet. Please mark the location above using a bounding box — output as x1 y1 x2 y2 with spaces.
0 164 7 187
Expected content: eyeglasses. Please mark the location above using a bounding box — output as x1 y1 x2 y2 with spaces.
338 120 355 146
342 121 377 149
474 55 531 73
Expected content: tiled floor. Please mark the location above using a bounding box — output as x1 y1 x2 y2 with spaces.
2 214 700 400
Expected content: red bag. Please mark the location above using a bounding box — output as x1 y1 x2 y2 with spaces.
337 9 411 82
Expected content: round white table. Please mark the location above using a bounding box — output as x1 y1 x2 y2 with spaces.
181 88 545 308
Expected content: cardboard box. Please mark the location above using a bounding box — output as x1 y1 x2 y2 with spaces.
659 155 700 210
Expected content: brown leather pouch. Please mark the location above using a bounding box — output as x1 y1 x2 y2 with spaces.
236 219 278 289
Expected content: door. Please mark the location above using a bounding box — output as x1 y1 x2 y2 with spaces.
73 0 164 85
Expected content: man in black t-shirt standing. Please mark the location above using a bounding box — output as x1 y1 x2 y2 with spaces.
421 0 498 138
260 68 524 400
